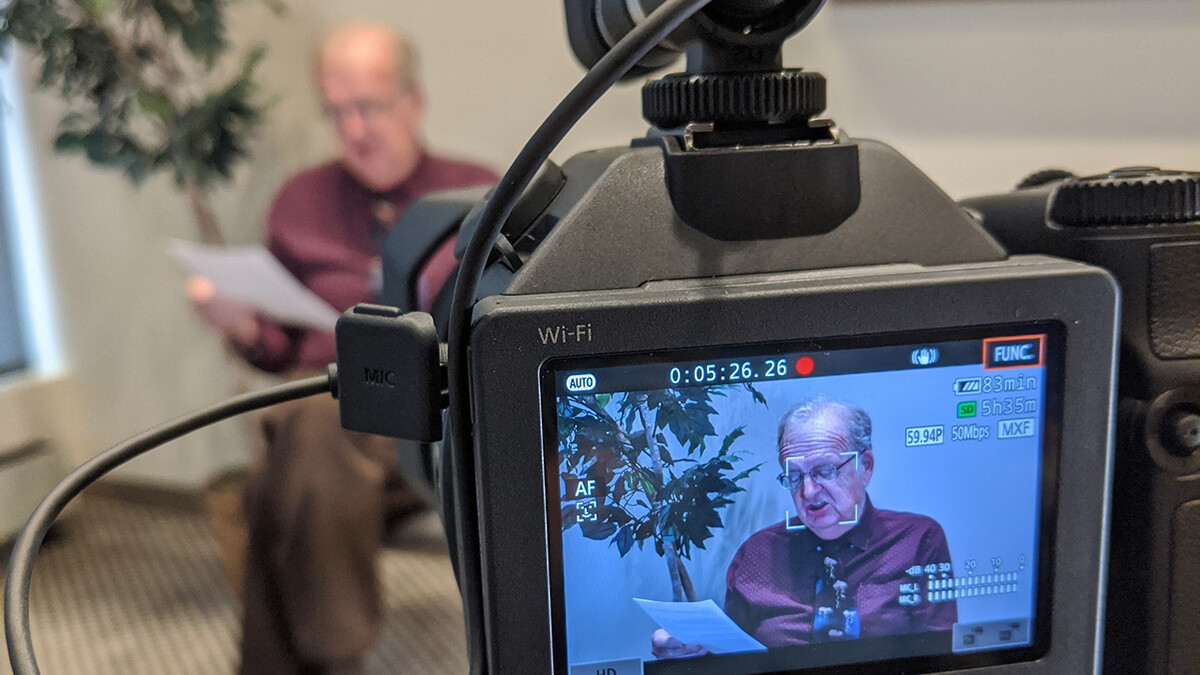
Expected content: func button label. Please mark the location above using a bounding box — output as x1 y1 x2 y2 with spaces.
982 335 1044 370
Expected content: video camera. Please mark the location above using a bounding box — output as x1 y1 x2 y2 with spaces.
361 0 1120 673
3 1 1142 674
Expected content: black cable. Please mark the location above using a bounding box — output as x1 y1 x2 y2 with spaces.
5 371 335 675
443 0 712 672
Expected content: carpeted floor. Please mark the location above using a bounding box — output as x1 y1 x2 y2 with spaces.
1 496 467 674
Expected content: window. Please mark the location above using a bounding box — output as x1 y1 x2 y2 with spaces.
0 50 62 378
0 94 26 376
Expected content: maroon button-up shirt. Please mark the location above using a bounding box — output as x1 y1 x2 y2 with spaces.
244 153 497 373
725 497 957 648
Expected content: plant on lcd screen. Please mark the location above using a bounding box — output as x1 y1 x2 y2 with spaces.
558 385 766 601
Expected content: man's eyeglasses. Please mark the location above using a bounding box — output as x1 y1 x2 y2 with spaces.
321 96 404 125
776 455 856 490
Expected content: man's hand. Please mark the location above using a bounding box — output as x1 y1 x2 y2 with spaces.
650 628 708 659
186 275 261 348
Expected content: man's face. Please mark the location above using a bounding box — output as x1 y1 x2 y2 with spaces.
319 47 424 191
779 410 874 540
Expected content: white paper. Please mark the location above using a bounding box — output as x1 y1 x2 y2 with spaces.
168 239 341 331
634 598 767 655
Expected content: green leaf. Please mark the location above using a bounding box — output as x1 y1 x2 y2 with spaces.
745 382 768 406
615 525 634 556
658 445 673 466
636 520 655 540
728 463 762 484
179 0 224 65
610 474 626 503
639 476 656 499
147 0 186 33
53 130 87 152
579 520 617 541
73 0 116 15
135 89 174 123
719 426 746 455
239 44 265 73
2 1 69 44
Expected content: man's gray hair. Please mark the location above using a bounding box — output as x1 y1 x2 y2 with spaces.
317 22 421 92
777 397 873 460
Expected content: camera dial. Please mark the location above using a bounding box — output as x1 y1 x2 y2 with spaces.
1048 167 1200 228
642 69 825 128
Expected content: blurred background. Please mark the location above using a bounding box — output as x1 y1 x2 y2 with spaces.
0 0 1197 672
5 0 1199 492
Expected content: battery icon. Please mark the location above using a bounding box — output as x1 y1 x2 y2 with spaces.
957 401 978 418
953 377 982 395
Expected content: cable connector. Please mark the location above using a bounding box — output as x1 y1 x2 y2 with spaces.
334 304 445 441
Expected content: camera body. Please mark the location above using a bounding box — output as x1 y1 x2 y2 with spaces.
962 169 1200 674
384 146 1119 674
374 2 1122 672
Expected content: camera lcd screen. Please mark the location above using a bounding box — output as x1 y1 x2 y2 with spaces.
542 323 1062 675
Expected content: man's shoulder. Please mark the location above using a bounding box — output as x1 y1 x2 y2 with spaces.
870 507 947 541
265 161 347 234
416 153 499 192
736 520 793 556
727 520 804 585
276 160 345 195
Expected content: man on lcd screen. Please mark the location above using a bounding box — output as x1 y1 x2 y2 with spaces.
653 398 957 658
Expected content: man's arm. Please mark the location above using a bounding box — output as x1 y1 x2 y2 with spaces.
724 545 759 638
646 539 765 661
229 181 317 373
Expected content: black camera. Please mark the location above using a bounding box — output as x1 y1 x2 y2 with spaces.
370 1 1120 673
2 3 1149 675
962 168 1200 674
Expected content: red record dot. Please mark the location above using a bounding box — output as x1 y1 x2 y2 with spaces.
795 356 815 376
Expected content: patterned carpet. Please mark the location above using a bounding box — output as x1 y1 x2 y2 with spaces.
1 496 468 674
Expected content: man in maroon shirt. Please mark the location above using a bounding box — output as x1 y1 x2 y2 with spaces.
652 399 956 658
189 22 496 674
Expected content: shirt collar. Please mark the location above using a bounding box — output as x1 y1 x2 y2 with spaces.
378 147 430 202
843 494 877 551
337 147 430 201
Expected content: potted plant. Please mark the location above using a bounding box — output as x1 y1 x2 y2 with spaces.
0 0 276 244
558 384 767 601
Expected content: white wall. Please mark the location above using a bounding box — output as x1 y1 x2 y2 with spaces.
791 0 1200 196
12 0 1200 486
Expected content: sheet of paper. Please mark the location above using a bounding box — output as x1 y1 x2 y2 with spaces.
168 239 341 331
634 598 767 654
